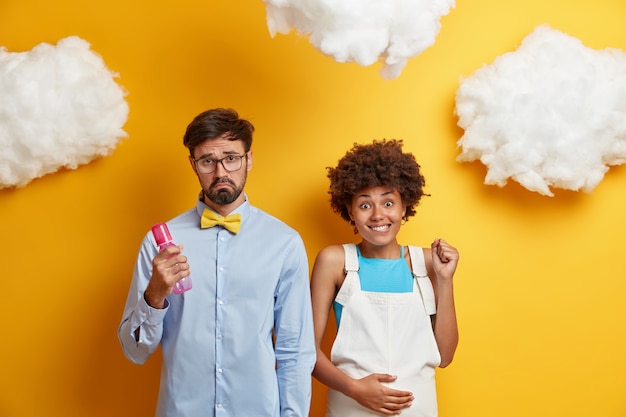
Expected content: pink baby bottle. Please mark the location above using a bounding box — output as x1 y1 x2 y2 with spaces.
151 222 192 294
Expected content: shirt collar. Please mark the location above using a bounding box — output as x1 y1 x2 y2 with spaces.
194 191 250 225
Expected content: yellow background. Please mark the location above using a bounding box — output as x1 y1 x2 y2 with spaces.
2 0 626 416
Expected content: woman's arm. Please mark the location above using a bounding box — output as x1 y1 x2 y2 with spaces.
310 245 354 391
427 238 460 368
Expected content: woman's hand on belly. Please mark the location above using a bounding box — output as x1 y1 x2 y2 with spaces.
349 373 414 415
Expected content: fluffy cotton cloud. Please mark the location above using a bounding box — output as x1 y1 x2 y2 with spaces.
0 36 129 189
264 0 454 79
455 25 626 197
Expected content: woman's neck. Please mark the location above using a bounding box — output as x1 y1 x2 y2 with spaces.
357 241 401 259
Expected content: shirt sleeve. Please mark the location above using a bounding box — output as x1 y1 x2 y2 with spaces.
118 236 169 365
273 234 316 417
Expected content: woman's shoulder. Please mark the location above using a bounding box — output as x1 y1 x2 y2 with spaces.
311 244 350 287
413 245 435 279
406 245 434 270
316 244 349 264
314 244 356 274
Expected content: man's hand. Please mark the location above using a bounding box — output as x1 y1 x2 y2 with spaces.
144 245 190 309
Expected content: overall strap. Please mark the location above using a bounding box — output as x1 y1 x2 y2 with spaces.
343 243 359 272
408 246 437 315
335 243 359 305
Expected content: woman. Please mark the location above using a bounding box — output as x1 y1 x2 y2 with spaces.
311 139 460 416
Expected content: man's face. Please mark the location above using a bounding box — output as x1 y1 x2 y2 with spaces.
189 135 252 213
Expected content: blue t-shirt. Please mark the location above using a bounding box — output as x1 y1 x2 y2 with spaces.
334 245 414 327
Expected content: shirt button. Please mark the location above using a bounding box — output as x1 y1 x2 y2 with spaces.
218 299 224 305
217 403 223 408
218 368 223 373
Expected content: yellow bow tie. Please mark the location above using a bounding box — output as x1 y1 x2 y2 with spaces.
201 209 242 234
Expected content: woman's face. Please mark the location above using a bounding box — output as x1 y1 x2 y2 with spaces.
348 185 406 247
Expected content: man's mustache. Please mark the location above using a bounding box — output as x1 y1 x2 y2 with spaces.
210 178 235 188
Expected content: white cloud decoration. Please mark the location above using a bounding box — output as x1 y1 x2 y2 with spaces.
263 0 455 79
455 25 626 197
0 36 129 189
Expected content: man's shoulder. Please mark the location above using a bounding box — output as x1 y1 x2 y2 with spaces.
158 208 198 230
248 206 299 235
168 208 197 221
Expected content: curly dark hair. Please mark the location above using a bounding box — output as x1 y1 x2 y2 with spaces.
327 139 427 223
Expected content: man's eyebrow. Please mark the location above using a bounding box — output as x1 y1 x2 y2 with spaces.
195 150 240 159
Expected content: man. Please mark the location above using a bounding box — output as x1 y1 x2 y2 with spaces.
118 108 316 417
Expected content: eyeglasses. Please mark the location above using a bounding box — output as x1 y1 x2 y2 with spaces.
193 154 246 174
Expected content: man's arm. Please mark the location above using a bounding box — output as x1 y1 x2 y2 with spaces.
273 235 316 417
118 238 169 365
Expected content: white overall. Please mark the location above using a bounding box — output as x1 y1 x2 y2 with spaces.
326 244 441 417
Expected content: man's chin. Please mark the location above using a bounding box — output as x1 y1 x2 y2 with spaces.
207 189 238 205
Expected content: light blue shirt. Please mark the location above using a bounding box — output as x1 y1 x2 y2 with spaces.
118 196 316 417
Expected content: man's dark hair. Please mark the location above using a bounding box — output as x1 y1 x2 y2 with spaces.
183 108 254 156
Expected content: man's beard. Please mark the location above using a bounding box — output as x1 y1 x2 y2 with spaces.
204 177 244 205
